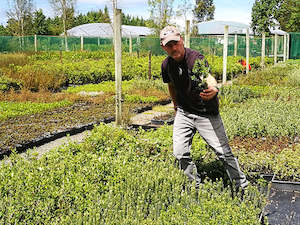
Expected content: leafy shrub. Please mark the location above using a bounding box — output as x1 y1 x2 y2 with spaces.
273 145 300 181
221 98 300 139
285 64 300 87
0 53 29 68
124 94 158 103
0 124 266 224
205 55 272 80
235 144 300 182
219 84 258 108
6 63 66 91
0 75 22 92
234 60 300 86
0 100 72 121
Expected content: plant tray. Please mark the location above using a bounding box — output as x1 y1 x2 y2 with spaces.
150 118 174 125
261 174 300 225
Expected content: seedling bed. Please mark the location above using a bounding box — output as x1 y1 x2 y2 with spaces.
0 100 170 158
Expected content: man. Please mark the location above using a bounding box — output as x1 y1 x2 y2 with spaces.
160 26 248 191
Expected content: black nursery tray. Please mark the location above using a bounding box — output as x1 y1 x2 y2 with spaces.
262 174 300 225
150 117 174 125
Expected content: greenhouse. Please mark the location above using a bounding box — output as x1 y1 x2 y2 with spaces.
66 23 155 38
196 20 287 35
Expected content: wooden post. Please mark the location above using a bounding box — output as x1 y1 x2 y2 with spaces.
114 8 122 126
148 50 152 80
274 33 278 64
137 36 140 58
185 20 190 48
129 35 132 55
261 32 265 68
81 36 83 51
286 34 290 60
246 28 250 74
34 35 37 52
234 33 237 57
65 35 68 51
222 25 228 84
283 34 287 62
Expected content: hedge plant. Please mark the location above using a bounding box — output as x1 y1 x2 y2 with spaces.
0 124 266 224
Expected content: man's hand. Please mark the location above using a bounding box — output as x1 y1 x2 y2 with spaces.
200 86 218 101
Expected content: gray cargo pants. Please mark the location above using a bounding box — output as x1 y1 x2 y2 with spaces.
173 108 248 189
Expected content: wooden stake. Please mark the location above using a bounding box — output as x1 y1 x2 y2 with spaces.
222 25 228 84
114 8 122 126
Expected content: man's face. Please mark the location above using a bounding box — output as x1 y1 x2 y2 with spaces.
162 38 185 62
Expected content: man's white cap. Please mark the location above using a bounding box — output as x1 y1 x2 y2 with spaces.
160 26 181 46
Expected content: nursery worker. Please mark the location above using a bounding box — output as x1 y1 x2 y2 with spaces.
160 26 248 191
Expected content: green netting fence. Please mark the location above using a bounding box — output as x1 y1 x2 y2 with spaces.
190 34 284 57
290 33 300 59
0 34 299 59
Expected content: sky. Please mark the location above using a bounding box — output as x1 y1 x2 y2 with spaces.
0 0 255 29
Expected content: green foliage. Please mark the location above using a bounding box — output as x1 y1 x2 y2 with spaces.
235 144 300 182
273 145 300 181
3 53 166 89
275 0 300 32
64 79 168 97
205 55 272 80
234 60 300 86
219 84 259 108
124 94 159 103
191 58 210 91
148 0 174 34
32 9 49 35
159 182 263 225
0 53 29 68
251 0 281 35
0 25 9 36
0 75 22 92
193 0 215 22
0 100 72 121
221 98 300 139
0 124 265 224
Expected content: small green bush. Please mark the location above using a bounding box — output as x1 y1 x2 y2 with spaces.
0 100 72 121
219 84 258 108
221 98 300 139
0 75 22 92
235 60 300 87
0 124 266 224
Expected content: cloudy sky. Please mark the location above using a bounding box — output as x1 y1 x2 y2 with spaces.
0 0 255 28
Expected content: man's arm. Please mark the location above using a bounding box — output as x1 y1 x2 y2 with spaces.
168 83 177 112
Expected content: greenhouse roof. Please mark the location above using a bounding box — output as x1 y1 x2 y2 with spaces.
66 23 154 38
196 21 250 35
196 20 287 35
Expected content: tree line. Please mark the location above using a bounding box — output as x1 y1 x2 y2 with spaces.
0 0 299 37
0 3 147 36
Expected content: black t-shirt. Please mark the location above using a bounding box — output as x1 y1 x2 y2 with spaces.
161 48 219 116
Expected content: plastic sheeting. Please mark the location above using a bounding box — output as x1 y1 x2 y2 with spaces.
66 23 154 38
196 20 287 35
196 21 250 35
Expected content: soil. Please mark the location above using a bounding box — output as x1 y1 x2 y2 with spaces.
1 102 174 161
230 136 298 153
0 100 170 156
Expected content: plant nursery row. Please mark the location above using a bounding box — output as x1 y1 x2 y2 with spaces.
0 51 299 224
